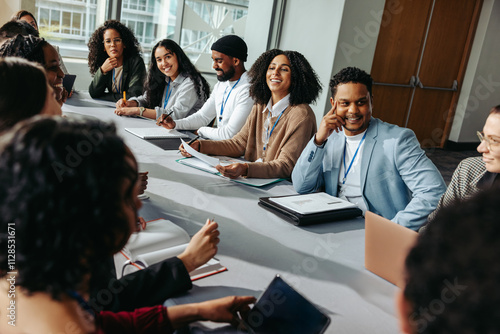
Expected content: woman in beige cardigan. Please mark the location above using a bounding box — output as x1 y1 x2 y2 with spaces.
180 49 322 179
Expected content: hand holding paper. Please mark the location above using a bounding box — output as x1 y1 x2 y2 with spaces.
216 163 248 179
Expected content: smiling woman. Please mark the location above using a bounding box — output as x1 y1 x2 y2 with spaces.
0 34 66 106
114 39 210 121
427 105 500 223
88 20 146 102
180 49 322 179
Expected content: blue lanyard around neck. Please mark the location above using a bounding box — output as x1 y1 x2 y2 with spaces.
163 78 172 109
112 68 121 93
219 78 241 122
342 131 367 184
263 107 287 153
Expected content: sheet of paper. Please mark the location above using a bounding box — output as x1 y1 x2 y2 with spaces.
181 138 221 166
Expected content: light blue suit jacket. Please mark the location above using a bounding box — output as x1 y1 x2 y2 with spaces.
291 118 446 230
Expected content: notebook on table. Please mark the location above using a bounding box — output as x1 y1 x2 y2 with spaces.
259 192 362 226
243 275 330 334
364 211 418 288
125 127 190 139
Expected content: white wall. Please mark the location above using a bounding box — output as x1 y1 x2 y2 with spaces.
1 0 21 24
449 0 500 143
276 0 346 126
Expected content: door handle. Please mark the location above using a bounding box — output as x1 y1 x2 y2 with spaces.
373 76 417 88
415 77 458 91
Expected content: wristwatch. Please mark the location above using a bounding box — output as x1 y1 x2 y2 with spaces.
139 107 145 117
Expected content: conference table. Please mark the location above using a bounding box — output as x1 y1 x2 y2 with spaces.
63 93 399 333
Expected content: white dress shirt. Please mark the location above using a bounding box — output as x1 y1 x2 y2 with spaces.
174 71 254 140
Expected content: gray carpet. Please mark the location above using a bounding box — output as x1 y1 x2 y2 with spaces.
425 148 481 185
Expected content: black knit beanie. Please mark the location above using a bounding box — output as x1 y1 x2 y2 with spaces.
211 35 247 62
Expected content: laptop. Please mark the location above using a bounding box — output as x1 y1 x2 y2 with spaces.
243 275 330 334
364 211 418 288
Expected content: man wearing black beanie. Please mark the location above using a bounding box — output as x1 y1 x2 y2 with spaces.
157 35 253 140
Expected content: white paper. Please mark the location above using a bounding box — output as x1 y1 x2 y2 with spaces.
181 138 221 166
270 192 357 215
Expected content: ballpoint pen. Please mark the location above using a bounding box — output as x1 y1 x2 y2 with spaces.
157 109 175 126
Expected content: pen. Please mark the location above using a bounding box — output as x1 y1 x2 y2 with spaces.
123 91 126 103
161 109 175 123
178 135 200 153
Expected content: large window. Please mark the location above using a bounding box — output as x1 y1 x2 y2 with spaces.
34 0 249 63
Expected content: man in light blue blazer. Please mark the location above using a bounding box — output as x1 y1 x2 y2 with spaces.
291 67 446 230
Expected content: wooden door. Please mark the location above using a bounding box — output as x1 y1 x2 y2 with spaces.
371 0 482 147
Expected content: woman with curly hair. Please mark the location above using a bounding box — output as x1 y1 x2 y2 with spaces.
0 116 254 333
180 49 321 179
0 57 61 132
88 20 146 101
114 39 210 120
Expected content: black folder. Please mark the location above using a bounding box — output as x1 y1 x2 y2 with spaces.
259 195 362 226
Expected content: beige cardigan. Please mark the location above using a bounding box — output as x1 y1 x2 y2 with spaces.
199 103 317 178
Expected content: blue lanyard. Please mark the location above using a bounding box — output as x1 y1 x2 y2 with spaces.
219 78 241 122
112 68 121 93
342 131 367 184
263 107 287 153
163 78 172 109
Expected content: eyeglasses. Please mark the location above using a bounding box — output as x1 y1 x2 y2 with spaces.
103 38 123 46
477 131 500 150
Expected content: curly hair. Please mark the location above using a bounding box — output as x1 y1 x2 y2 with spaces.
87 20 142 75
0 57 47 132
0 116 138 300
0 20 39 42
0 34 47 66
144 39 210 108
329 67 373 98
403 186 500 333
249 49 322 106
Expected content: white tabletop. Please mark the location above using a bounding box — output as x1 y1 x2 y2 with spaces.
63 93 399 333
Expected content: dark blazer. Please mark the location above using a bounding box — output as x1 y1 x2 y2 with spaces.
89 55 146 101
89 256 192 312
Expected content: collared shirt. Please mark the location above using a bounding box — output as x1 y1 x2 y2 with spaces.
174 71 254 140
130 73 205 120
263 94 290 117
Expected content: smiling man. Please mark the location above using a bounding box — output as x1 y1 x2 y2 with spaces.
159 35 254 140
291 67 446 230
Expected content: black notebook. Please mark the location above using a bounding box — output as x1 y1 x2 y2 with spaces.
259 192 362 226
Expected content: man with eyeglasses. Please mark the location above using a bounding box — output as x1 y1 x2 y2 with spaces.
157 35 253 140
428 105 500 222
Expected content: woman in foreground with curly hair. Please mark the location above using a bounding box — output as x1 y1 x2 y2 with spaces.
88 20 146 101
180 49 322 179
0 116 254 333
114 39 210 120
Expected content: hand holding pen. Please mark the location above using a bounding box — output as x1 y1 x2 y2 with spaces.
156 110 176 129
